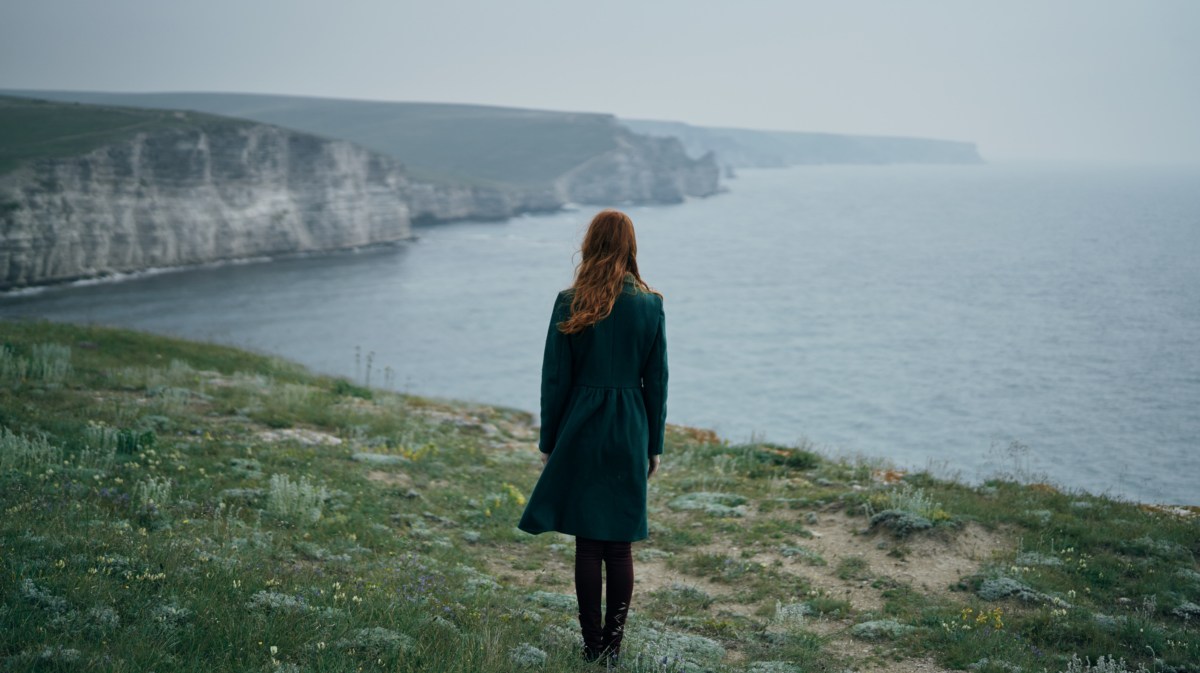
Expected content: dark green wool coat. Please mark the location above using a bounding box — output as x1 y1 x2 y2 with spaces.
517 277 668 542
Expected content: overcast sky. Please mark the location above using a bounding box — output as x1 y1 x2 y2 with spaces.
2 0 1198 163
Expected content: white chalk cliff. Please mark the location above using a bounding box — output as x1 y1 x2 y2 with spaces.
0 105 720 290
0 122 414 290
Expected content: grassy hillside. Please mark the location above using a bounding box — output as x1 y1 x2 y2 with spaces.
1 91 624 187
0 96 251 176
1 320 1197 672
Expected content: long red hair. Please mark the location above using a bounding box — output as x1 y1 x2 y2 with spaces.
558 209 660 334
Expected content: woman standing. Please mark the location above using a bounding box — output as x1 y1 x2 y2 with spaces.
517 209 668 664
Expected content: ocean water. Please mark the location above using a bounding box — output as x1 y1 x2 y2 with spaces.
3 164 1198 504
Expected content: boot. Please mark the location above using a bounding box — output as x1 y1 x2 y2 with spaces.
579 606 604 663
582 643 604 663
600 613 627 666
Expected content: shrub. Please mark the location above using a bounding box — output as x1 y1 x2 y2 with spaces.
267 474 328 523
881 484 944 519
850 619 916 640
668 491 748 517
508 643 547 668
869 509 934 537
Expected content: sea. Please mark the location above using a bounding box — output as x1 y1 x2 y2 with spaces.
3 163 1198 504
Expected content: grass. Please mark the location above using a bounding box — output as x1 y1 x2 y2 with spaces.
2 319 1198 672
0 96 253 176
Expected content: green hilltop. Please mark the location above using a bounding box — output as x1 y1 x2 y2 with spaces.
1 320 1197 672
0 96 253 176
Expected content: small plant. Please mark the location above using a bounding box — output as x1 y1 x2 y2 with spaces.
0 427 62 473
0 343 72 383
647 583 714 616
0 345 28 381
867 483 952 536
807 595 851 616
879 484 944 519
942 605 1004 633
29 343 72 382
667 491 748 517
1060 655 1150 673
507 643 547 668
83 421 121 451
332 378 373 400
333 626 416 656
850 619 916 640
836 556 871 581
277 382 316 407
267 474 328 523
166 358 194 382
116 428 156 454
134 476 173 508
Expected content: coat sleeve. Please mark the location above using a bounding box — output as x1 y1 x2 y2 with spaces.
641 299 668 456
539 292 573 455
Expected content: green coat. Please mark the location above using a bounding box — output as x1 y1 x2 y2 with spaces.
517 277 668 542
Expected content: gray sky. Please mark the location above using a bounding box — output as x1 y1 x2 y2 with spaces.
2 0 1198 163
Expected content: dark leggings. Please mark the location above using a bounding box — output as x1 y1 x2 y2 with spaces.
575 537 634 654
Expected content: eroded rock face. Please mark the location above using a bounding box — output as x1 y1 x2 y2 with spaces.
556 130 720 205
0 123 413 290
405 181 561 224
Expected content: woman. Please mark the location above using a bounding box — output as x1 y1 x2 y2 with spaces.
517 209 668 664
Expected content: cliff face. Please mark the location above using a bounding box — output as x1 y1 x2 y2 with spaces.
405 181 562 224
556 130 720 205
0 95 723 290
1 90 723 206
0 121 414 290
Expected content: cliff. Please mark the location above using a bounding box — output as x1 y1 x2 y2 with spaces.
1 90 722 204
621 118 984 171
0 96 718 290
0 98 416 290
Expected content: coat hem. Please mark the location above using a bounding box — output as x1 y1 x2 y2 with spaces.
517 522 648 544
